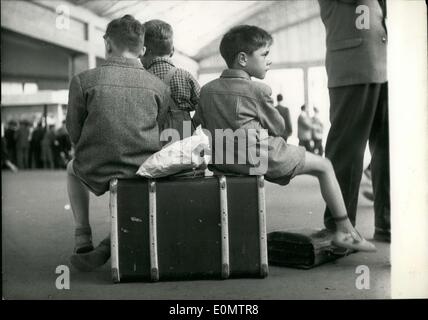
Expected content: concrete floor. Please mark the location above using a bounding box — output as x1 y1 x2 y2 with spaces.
2 170 390 300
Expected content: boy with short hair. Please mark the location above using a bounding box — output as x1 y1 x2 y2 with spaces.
140 19 200 139
67 15 171 271
195 25 375 252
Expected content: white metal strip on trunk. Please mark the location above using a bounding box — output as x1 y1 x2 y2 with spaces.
109 179 120 282
219 175 230 278
257 176 268 277
149 180 159 281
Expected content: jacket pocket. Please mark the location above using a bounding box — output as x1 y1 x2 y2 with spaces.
329 38 363 51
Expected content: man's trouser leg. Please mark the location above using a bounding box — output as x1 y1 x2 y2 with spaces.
369 82 390 236
324 83 386 230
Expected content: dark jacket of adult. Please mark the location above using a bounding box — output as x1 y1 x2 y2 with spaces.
66 57 170 195
275 104 292 139
318 0 387 87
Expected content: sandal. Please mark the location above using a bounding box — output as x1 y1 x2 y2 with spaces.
332 229 377 252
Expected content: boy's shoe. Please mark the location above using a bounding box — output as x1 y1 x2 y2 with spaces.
74 226 94 254
332 230 377 252
70 238 110 272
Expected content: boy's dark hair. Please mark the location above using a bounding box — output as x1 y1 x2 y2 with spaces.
143 19 174 56
219 25 273 68
277 94 283 102
104 15 145 55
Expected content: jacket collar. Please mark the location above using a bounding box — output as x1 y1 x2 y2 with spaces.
146 57 175 69
101 56 144 69
220 69 251 80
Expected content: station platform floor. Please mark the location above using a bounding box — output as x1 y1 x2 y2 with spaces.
2 169 390 300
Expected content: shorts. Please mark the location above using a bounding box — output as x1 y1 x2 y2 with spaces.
264 136 306 186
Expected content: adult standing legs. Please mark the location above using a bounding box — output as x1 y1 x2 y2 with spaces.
369 82 390 241
324 84 381 230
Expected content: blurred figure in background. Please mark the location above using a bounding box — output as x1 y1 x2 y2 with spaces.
15 119 31 169
41 124 56 169
275 93 292 142
4 120 18 166
56 120 72 167
297 104 313 151
311 107 324 156
1 123 18 173
30 121 45 168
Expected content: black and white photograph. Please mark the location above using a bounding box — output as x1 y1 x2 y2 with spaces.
1 0 427 305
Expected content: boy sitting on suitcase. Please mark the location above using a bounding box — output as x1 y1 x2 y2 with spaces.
67 15 171 271
140 19 200 140
194 25 376 252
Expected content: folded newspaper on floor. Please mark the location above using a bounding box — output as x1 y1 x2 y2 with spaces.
136 126 211 178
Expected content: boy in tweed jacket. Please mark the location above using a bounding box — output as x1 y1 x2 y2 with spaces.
67 15 171 271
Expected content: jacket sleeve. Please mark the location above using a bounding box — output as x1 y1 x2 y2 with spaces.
192 85 206 128
66 75 86 145
256 85 286 137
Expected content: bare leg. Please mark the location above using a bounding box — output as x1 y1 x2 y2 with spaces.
67 160 93 253
296 152 376 251
296 152 354 232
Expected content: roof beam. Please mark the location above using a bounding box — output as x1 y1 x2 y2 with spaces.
195 0 320 61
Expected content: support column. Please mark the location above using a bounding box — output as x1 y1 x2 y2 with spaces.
68 55 75 81
56 104 64 128
303 67 309 109
87 22 97 69
43 104 48 128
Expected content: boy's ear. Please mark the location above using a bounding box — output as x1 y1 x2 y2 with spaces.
140 46 146 57
237 52 247 67
104 39 112 54
169 46 175 58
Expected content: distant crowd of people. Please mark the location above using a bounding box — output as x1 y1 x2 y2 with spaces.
274 94 325 156
297 104 324 156
1 119 72 170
